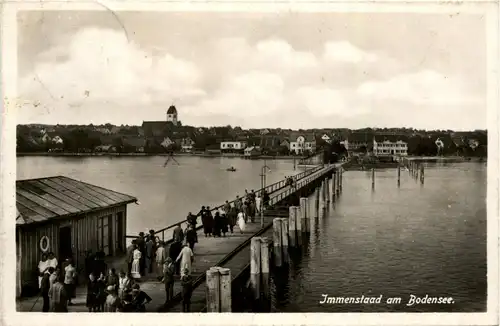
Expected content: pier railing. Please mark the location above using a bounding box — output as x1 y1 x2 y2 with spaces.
159 163 337 311
125 164 324 244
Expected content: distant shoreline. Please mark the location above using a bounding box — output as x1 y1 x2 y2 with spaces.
16 152 301 160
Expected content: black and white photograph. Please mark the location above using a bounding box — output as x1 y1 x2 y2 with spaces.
1 2 498 325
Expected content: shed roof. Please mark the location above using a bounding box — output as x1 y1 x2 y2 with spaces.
16 176 137 226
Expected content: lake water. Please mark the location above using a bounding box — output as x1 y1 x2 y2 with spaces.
270 162 487 312
17 156 301 236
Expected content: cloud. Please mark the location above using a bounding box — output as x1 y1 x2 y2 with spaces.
18 27 484 129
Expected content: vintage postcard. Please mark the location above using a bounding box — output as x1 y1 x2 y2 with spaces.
1 1 498 326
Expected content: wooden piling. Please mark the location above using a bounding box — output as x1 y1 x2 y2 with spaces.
272 218 283 267
315 185 320 215
260 237 270 302
420 164 425 184
332 172 336 200
295 206 302 246
340 168 343 192
288 206 297 247
250 237 261 299
281 218 289 265
300 197 310 234
371 168 375 188
206 267 221 312
337 169 341 194
325 178 330 203
219 267 232 312
397 164 401 187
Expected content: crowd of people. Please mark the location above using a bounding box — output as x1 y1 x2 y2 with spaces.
34 184 285 313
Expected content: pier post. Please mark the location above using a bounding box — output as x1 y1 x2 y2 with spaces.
250 237 261 300
420 164 425 184
206 267 221 312
332 172 336 201
340 168 343 192
260 237 270 305
337 169 341 195
272 218 283 267
325 178 330 203
281 218 289 265
371 168 375 189
219 267 232 312
397 164 401 187
300 197 310 234
288 206 297 248
296 206 302 247
315 185 320 215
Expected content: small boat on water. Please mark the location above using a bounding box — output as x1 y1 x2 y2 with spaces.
226 167 237 172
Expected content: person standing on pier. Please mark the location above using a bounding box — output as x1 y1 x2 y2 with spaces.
106 268 119 291
248 200 256 223
168 240 183 276
242 200 249 223
186 212 197 228
176 243 194 277
38 253 49 290
213 212 222 237
40 268 51 312
130 284 152 312
86 273 99 312
173 224 184 243
235 195 243 212
181 269 193 312
262 190 270 208
255 194 262 214
163 257 175 304
126 240 136 274
49 273 68 312
205 207 214 237
250 190 256 202
155 241 167 280
118 271 130 299
201 206 211 237
131 245 142 280
237 211 246 233
221 213 229 237
146 236 154 274
185 225 197 251
136 232 146 276
223 200 231 214
228 205 238 234
63 259 77 306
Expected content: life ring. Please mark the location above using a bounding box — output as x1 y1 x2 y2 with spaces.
40 236 50 253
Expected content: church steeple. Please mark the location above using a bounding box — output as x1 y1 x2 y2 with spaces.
166 105 178 126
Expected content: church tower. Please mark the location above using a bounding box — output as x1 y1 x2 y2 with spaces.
166 105 178 126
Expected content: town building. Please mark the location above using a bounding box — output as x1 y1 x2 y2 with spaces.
16 176 137 295
373 135 408 156
343 132 374 152
179 137 195 152
142 105 180 139
220 141 247 152
289 133 316 155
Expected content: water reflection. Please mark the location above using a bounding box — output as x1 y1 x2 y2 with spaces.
270 163 487 312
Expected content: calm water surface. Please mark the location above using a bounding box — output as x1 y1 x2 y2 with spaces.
271 162 487 312
17 156 300 236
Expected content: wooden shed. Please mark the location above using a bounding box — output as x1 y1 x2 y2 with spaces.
16 176 137 294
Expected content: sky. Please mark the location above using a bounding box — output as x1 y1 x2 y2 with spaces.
17 11 487 130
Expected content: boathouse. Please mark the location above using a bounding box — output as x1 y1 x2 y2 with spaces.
16 176 137 294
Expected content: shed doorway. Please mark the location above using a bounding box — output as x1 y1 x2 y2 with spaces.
59 226 72 261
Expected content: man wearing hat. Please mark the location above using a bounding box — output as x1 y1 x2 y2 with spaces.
131 283 152 312
155 241 167 280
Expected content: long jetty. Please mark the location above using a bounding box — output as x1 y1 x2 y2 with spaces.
140 163 341 312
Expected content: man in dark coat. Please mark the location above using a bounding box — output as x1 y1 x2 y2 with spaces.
168 241 183 276
172 224 184 243
186 225 197 251
126 241 136 274
212 212 222 237
228 206 238 234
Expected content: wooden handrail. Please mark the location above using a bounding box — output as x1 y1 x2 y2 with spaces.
125 165 323 240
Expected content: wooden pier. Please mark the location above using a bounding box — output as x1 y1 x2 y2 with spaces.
17 163 340 312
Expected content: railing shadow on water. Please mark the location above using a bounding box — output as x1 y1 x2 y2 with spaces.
125 165 325 244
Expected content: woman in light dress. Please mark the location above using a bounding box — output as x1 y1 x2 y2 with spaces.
38 253 49 289
237 211 246 233
255 195 262 214
131 246 142 279
176 243 194 277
